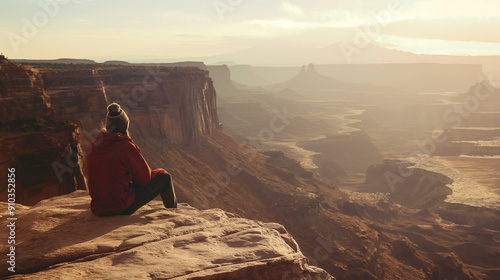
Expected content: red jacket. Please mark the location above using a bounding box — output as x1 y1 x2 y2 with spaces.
86 132 165 216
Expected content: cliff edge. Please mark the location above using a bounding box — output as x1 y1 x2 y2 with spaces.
0 191 333 280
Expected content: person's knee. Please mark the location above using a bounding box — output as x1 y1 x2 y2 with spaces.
155 172 171 184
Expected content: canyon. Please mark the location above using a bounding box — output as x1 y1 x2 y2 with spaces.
1 56 499 279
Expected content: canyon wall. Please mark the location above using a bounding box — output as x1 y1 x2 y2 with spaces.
360 160 454 209
0 57 86 205
206 65 243 98
0 59 220 205
42 66 220 146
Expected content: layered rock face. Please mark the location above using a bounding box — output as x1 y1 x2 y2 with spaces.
0 191 333 280
0 58 86 205
41 69 109 134
42 66 220 146
438 202 500 231
206 65 243 99
0 61 220 205
360 160 453 209
0 57 54 123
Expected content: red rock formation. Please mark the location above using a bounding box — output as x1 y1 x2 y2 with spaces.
0 58 54 123
0 126 86 205
2 61 220 205
41 66 220 145
0 58 86 206
100 67 220 144
206 65 244 98
438 202 500 231
360 160 453 209
41 69 109 133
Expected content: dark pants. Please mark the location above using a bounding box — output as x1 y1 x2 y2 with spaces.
122 173 177 215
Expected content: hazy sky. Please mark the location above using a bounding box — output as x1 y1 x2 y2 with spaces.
1 0 500 61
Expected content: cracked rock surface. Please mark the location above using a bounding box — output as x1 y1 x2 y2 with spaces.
0 190 333 280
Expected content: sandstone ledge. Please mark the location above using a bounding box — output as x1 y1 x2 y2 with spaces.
0 191 333 280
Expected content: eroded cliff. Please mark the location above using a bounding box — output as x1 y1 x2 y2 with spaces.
360 159 454 210
1 60 220 205
0 57 86 205
41 65 220 146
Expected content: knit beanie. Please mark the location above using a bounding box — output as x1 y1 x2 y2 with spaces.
106 103 129 134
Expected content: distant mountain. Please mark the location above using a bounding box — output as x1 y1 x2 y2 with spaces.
268 64 392 92
175 43 498 65
176 44 500 81
314 63 483 93
229 63 484 93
